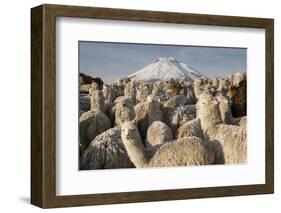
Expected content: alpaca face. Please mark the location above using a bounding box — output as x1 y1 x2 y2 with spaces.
121 122 138 141
197 94 216 108
197 94 221 122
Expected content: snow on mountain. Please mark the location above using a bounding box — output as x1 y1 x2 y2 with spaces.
128 57 205 82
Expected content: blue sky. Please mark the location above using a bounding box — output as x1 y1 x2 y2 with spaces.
79 41 246 83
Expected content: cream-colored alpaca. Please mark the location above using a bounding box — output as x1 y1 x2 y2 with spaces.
136 82 153 103
80 127 134 169
176 118 203 140
147 95 163 126
193 78 204 99
145 121 173 148
165 105 196 132
197 94 247 164
103 84 116 104
152 81 164 95
124 82 136 103
121 121 215 168
114 96 135 127
90 90 105 112
134 95 163 139
79 110 111 152
233 72 245 87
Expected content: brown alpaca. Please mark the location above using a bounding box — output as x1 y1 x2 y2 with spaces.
227 79 247 117
170 84 184 96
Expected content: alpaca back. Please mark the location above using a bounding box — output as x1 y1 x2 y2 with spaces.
176 118 203 139
80 127 134 169
213 124 247 164
146 121 173 147
147 137 215 167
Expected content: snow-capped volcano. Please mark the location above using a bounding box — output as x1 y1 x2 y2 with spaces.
128 57 205 82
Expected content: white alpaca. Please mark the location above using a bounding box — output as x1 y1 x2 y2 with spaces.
80 127 134 169
107 96 134 125
176 118 203 140
164 95 191 113
114 97 136 127
103 84 116 104
121 121 215 168
233 72 245 87
124 82 136 103
212 78 219 88
136 82 152 103
134 95 163 139
134 102 148 139
193 78 204 99
79 110 111 152
165 105 196 132
197 94 247 164
145 121 173 148
152 81 164 95
147 95 163 126
217 79 230 95
90 90 105 112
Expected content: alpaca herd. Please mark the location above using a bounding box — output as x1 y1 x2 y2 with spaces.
79 72 247 169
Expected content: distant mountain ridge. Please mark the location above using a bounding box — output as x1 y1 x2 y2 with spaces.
128 57 205 82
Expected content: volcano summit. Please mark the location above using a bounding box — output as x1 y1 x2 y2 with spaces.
128 57 205 82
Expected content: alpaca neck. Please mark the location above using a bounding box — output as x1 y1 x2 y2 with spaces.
200 119 220 139
194 84 202 99
198 110 222 139
91 91 105 112
123 134 150 168
147 101 162 125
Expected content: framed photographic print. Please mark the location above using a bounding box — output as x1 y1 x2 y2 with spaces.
31 4 274 208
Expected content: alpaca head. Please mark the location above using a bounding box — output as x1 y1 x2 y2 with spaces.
121 121 141 143
121 121 150 168
196 94 222 125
